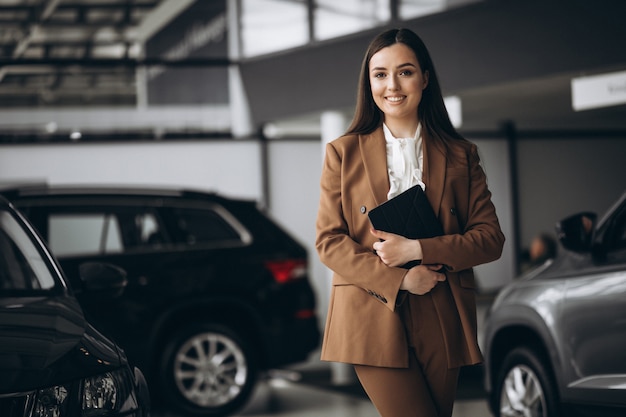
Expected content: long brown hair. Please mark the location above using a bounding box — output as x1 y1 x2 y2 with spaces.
346 28 462 143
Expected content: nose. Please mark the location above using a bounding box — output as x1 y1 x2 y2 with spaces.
387 75 400 90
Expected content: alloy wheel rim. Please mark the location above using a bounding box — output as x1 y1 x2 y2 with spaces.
500 364 547 417
173 331 248 407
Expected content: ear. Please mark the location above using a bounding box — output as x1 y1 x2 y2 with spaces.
422 70 429 90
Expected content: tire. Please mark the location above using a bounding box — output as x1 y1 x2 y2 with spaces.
159 323 258 417
494 346 560 417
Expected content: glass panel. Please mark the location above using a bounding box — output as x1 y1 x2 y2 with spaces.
48 214 123 256
314 0 390 41
0 210 56 290
241 0 309 57
399 0 447 19
399 0 482 20
172 207 241 245
136 213 163 245
606 204 626 253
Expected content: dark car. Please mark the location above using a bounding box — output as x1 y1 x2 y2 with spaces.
0 185 321 417
483 190 626 417
0 195 150 417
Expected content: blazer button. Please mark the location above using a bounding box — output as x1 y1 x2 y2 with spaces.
450 207 457 216
360 206 366 214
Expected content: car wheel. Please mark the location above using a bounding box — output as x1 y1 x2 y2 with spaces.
159 323 258 417
494 346 559 417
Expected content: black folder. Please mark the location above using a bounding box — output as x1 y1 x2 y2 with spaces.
368 184 443 268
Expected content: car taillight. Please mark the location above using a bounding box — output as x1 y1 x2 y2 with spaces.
264 259 307 283
294 309 315 319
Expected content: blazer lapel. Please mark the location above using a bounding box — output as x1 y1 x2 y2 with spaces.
360 127 389 206
423 134 447 217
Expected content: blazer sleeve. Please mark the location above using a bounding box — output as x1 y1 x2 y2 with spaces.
420 143 505 272
315 141 407 311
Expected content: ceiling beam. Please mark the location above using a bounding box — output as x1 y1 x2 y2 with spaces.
135 0 195 44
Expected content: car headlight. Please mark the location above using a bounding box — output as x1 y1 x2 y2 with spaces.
34 386 69 417
33 369 138 417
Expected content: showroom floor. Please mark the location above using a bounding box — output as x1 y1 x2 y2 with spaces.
237 373 490 417
153 295 495 417
152 365 492 417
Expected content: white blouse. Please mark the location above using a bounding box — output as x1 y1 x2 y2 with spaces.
383 123 425 200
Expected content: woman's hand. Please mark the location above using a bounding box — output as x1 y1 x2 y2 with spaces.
371 228 423 267
400 264 446 295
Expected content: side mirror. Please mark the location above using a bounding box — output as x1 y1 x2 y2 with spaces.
79 262 128 297
556 212 596 253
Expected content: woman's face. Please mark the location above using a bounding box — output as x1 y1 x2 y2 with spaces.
369 43 428 126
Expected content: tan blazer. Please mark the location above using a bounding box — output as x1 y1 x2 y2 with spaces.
315 127 505 369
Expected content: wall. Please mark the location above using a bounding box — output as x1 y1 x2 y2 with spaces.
264 141 328 320
517 137 626 248
472 138 515 291
1 135 623 328
0 141 262 199
0 138 513 319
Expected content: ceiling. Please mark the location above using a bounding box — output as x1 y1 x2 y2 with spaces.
1 0 625 138
455 71 626 133
0 0 190 108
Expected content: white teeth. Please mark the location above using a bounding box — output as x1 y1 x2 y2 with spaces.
387 96 404 102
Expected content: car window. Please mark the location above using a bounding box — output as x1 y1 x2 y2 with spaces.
0 210 56 291
19 201 248 255
49 213 123 256
171 207 242 245
40 206 169 256
603 202 626 261
132 211 168 248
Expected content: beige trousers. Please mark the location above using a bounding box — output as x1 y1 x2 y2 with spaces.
354 283 461 417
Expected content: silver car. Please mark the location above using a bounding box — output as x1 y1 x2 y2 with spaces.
483 190 626 417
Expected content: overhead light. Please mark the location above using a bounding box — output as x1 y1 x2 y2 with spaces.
263 123 280 139
70 130 82 140
45 122 58 133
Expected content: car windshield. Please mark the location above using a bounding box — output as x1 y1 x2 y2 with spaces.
0 209 57 291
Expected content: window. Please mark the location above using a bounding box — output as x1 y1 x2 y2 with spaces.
0 210 55 291
20 202 248 257
399 0 446 19
48 213 123 256
171 207 242 246
604 202 626 259
135 212 164 246
314 0 389 41
399 0 482 20
240 0 309 57
238 0 484 57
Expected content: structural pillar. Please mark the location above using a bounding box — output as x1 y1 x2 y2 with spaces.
227 0 254 138
320 110 356 385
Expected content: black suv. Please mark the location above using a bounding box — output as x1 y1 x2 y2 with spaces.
0 195 150 417
1 185 320 417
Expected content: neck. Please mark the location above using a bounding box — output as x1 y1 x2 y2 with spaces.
384 118 419 138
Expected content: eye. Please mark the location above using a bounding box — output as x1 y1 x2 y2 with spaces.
399 69 413 76
373 72 386 79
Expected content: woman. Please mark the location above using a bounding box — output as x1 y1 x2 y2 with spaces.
315 28 505 417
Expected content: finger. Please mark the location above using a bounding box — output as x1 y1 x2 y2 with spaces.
370 228 398 240
370 228 386 239
425 264 443 271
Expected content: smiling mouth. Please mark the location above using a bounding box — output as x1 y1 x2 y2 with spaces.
386 96 405 103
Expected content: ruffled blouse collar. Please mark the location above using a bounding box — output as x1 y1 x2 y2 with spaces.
383 123 425 200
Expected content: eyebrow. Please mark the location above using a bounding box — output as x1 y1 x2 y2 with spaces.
370 62 417 72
